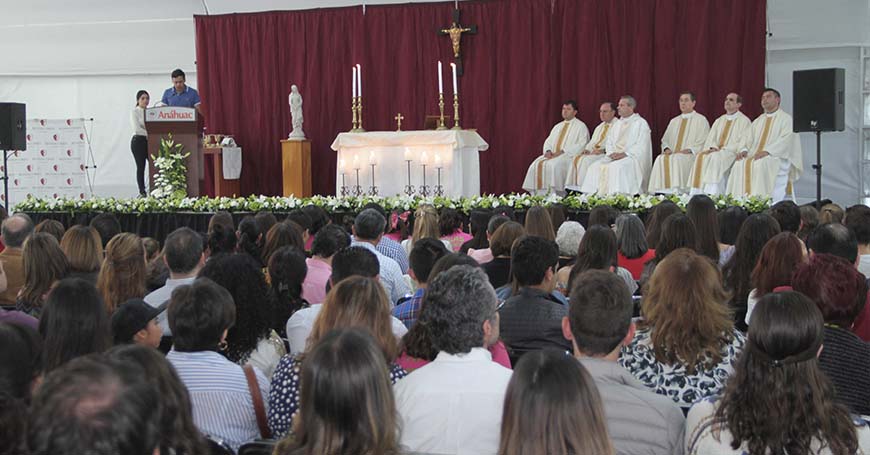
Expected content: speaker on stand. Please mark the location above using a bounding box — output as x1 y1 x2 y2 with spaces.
0 103 26 210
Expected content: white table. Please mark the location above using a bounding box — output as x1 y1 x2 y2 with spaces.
331 130 488 197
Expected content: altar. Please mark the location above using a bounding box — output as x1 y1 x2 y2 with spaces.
330 130 488 197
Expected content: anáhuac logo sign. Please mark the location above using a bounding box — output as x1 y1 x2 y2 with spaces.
146 107 196 122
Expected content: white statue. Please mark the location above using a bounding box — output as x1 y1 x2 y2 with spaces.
288 84 305 140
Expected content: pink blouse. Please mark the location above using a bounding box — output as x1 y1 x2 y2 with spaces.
441 230 473 252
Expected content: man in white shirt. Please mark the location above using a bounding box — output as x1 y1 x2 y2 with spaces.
351 209 411 303
845 205 870 277
144 227 205 336
522 100 590 195
648 92 710 194
394 265 512 455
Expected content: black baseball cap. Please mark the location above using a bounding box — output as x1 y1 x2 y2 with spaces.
111 298 163 345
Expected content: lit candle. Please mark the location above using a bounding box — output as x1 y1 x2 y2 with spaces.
438 61 443 94
404 148 412 161
421 151 429 165
435 153 442 167
352 67 357 98
340 158 347 172
450 62 458 95
353 153 360 169
369 150 376 165
356 64 362 98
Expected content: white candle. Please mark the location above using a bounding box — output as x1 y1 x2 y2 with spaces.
340 158 347 173
421 151 429 165
450 62 458 95
435 153 442 167
438 61 443 94
353 153 360 169
369 150 376 165
404 148 412 161
352 67 357 98
356 64 362 98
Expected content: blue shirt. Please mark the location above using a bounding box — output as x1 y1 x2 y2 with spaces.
377 237 410 274
161 85 201 108
393 288 425 329
350 240 411 304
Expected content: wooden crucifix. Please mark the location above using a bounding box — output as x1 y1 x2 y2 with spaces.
439 8 477 76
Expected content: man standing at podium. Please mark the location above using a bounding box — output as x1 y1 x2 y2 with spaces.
161 69 201 113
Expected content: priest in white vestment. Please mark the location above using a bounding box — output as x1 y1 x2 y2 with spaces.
687 93 752 195
580 96 652 195
648 93 710 194
564 102 617 192
522 101 590 195
726 88 803 202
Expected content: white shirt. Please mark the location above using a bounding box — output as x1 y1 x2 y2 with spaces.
394 347 512 455
131 106 147 136
285 303 408 355
859 254 870 278
351 240 411 303
144 276 196 335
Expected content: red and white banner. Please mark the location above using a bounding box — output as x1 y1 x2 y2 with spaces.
5 119 88 207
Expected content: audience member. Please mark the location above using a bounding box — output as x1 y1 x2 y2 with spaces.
498 349 615 455
845 204 870 276
820 202 845 224
255 211 278 239
273 328 401 455
97 232 146 313
644 201 681 249
481 221 525 289
89 212 121 249
34 219 65 242
744 232 807 325
0 213 33 305
111 298 163 348
142 237 160 262
563 225 637 296
523 205 556 241
393 238 449 328
555 220 586 269
588 204 618 228
0 322 42 455
717 205 748 250
686 291 869 454
237 216 265 266
460 209 493 254
385 208 411 243
301 204 331 247
208 210 234 233
394 266 512 454
722 213 781 330
17 233 69 317
361 203 410 273
548 203 567 231
402 204 451 254
60 225 102 284
144 227 205 335
797 204 819 242
620 249 745 410
268 246 308 337
440 207 472 251
564 270 684 455
166 278 268 451
767 199 801 233
207 222 237 257
640 213 696 288
286 209 313 245
616 213 654 280
269 276 407 437
261 221 304 265
301 224 350 304
807 222 859 265
39 278 111 373
687 194 720 263
352 208 411 303
468 214 511 264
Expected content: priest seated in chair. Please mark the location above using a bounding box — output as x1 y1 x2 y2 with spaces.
648 92 710 194
565 102 617 192
522 100 589 195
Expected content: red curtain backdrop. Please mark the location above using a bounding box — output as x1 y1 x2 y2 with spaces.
194 0 766 197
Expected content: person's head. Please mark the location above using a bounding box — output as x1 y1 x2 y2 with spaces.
360 203 389 235
237 216 264 265
254 211 278 238
171 68 186 92
687 194 720 262
207 222 237 257
714 291 859 455
163 227 204 276
308 276 398 360
208 210 234 233
806 222 858 264
498 350 614 455
797 204 820 242
643 248 733 373
599 101 617 123
569 225 618 292
615 214 648 260
268 246 308 316
425 265 499 353
617 95 637 117
97 233 146 313
353 208 386 243
587 204 617 228
262 221 304 265
845 204 870 247
438 208 465 237
330 246 379 286
723 92 742 114
168 277 236 352
409 238 449 285
311 224 350 259
301 204 331 236
722 213 782 320
761 87 781 112
0 322 42 401
564 270 633 357
105 344 208 455
655 213 697 263
198 253 271 363
411 204 440 242
465 209 493 248
751 232 807 297
34 219 65 243
135 90 149 108
561 100 578 120
1 213 34 249
281 328 399 455
27 355 162 455
110 299 163 348
486 214 511 237
89 213 121 249
21 233 70 312
792 253 867 328
489 221 525 257
645 200 681 249
555 221 586 258
142 237 160 262
39 278 111 373
717 205 748 246
678 91 697 114
286 209 313 239
511 236 559 289
819 203 845 225
523 206 555 241
768 200 801 233
547 204 566 231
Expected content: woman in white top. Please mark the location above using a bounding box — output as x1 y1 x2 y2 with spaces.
130 90 149 197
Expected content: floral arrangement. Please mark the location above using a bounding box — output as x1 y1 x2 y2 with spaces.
14 192 771 215
149 135 190 200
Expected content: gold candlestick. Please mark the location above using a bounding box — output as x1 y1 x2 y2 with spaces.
451 94 461 130
437 93 447 130
351 96 358 131
356 96 366 132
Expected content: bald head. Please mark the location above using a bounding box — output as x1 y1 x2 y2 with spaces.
2 214 34 248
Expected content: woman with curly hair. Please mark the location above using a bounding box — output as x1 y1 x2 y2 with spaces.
268 246 309 336
722 213 781 331
236 216 264 267
686 291 869 454
439 208 472 252
96 233 146 314
620 248 745 410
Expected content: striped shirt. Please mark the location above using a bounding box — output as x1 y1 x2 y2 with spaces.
377 236 410 274
350 240 411 304
166 350 269 451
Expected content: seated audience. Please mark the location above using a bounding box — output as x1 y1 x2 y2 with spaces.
17 233 69 317
767 199 801 233
468 214 511 264
255 211 278 240
111 298 163 348
166 278 269 451
0 214 33 305
301 204 331 250
60 225 102 285
142 237 160 263
34 219 65 243
686 291 870 454
268 246 309 335
564 270 685 455
744 232 807 325
301 224 350 304
269 276 407 437
845 204 870 276
237 216 265 267
792 253 870 416
820 202 845 224
89 212 121 249
555 220 586 269
722 213 781 330
402 204 451 254
459 209 493 254
261 221 305 266
440 207 473 251
353 208 411 303
362 203 409 274
145 227 205 335
285 209 313 246
644 201 681 250
97 232 146 313
563 225 637 296
616 214 654 280
687 194 720 263
273 328 401 455
392 238 449 329
40 278 110 373
481 221 525 289
588 204 619 228
640 213 697 287
523 205 556 241
717 205 748 261
394 265 512 454
499 349 615 455
0 322 42 454
620 249 746 410
207 221 237 257
797 203 819 243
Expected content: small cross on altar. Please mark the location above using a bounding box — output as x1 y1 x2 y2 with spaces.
439 8 477 76
395 113 404 131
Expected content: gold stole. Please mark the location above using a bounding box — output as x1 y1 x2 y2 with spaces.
572 123 610 185
537 121 571 189
744 116 774 194
599 120 630 193
691 118 733 189
664 117 688 188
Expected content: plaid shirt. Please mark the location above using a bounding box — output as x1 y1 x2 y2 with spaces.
393 288 425 329
377 237 409 274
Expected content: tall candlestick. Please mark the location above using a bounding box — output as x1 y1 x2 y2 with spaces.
438 61 443 94
352 66 357 98
450 62 458 95
356 63 362 98
452 93 461 130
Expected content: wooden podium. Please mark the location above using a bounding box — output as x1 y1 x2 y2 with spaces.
144 107 202 196
203 146 241 197
281 139 312 197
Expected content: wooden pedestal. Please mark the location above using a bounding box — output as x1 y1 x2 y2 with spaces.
281 139 312 197
203 146 241 197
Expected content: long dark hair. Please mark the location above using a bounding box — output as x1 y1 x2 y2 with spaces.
722 214 781 330
655 213 697 263
711 291 858 454
460 209 492 253
268 246 309 331
523 206 556 241
567 225 617 293
237 216 264 266
717 206 748 246
39 278 111 373
20 232 70 316
645 201 681 249
687 195 720 263
135 90 149 106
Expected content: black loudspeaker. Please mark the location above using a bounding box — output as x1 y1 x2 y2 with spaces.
0 103 26 151
793 68 845 132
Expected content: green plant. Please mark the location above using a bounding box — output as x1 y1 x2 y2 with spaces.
150 134 189 200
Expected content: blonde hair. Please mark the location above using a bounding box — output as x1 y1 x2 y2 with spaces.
60 225 103 273
411 204 441 243
21 233 70 312
96 233 146 313
819 203 844 224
